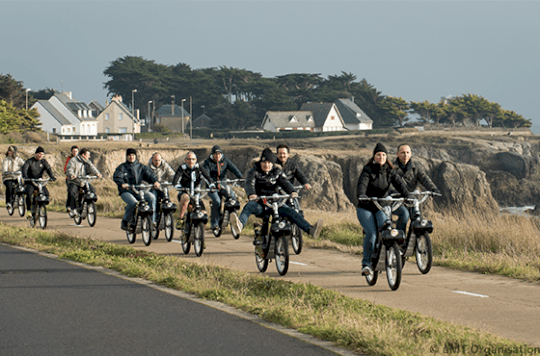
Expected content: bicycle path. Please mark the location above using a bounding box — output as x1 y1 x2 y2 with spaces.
1 208 539 348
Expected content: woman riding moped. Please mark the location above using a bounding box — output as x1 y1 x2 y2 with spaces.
356 143 411 276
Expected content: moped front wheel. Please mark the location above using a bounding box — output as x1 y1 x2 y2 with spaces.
126 217 137 244
73 209 82 225
152 213 161 240
18 195 25 217
386 243 402 291
180 233 191 254
164 212 174 242
193 222 205 257
291 224 303 255
415 233 433 274
38 205 47 229
275 235 289 276
87 202 97 227
141 215 152 246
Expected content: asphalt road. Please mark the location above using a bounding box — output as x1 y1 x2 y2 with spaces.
0 243 351 356
1 207 539 348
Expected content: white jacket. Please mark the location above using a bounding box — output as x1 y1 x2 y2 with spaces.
2 156 25 182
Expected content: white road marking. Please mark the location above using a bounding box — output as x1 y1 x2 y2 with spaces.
289 261 308 266
452 290 489 298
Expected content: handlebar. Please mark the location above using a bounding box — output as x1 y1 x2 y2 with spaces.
215 178 245 185
175 186 220 193
76 175 100 180
250 193 301 209
4 171 22 176
405 191 442 206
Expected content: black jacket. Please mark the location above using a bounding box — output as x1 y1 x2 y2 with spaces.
276 158 309 186
202 155 244 182
21 158 56 181
245 162 295 199
356 161 410 212
113 159 158 195
172 163 211 189
393 158 437 192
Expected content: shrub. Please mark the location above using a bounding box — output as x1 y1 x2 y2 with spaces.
23 131 43 143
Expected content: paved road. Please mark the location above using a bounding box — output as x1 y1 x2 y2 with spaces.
0 244 350 356
1 208 539 347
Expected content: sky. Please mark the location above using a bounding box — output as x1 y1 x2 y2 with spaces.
2 0 539 125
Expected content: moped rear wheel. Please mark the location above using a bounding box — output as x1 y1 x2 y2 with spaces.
386 243 402 291
415 233 433 274
164 212 174 242
141 215 152 246
193 222 205 257
87 202 97 227
18 195 25 217
275 235 289 276
73 209 82 225
7 200 14 215
126 217 137 244
291 224 303 255
255 251 268 273
152 213 161 240
365 267 379 286
180 234 191 254
38 205 47 229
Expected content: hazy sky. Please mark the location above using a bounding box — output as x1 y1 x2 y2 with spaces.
2 1 539 125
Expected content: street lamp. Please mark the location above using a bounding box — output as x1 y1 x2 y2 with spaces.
25 88 31 110
181 98 186 135
131 89 137 139
171 95 175 116
148 101 153 131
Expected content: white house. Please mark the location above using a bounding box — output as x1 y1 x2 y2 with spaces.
261 111 316 132
31 92 98 136
298 102 347 132
334 98 373 131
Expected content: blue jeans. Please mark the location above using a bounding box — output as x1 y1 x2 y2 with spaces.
393 205 410 232
239 201 311 233
121 191 157 223
208 185 237 228
356 207 387 267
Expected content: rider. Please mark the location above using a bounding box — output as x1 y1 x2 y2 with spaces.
64 146 79 210
172 151 212 234
65 148 102 217
148 152 175 208
2 146 25 209
230 148 323 240
356 143 410 276
202 145 244 234
275 144 312 191
113 148 160 231
21 146 57 218
392 143 440 231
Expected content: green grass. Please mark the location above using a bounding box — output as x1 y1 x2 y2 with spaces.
0 223 532 356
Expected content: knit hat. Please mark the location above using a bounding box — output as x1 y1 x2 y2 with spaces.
126 148 137 156
259 148 276 163
373 143 388 155
35 146 45 154
211 145 222 154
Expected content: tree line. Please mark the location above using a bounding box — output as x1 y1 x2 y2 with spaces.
1 59 531 133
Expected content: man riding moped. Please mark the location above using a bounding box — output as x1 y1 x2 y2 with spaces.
66 148 102 218
21 146 57 218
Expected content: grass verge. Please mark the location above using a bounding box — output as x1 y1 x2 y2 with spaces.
0 223 532 356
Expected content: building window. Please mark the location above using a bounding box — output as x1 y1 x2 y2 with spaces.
331 116 335 120
105 113 110 121
52 128 56 134
119 113 123 121
106 128 110 134
119 127 127 133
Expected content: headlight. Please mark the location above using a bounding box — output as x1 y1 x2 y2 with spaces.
167 202 172 208
278 221 286 229
230 200 236 205
142 205 150 212
198 212 204 218
390 229 399 237
421 219 428 227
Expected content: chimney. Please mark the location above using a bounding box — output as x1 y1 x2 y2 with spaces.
350 96 354 103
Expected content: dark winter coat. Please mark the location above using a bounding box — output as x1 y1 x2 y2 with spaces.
21 157 56 181
276 158 309 186
202 155 244 182
392 158 438 192
113 159 158 195
172 163 211 189
356 161 410 212
245 162 295 199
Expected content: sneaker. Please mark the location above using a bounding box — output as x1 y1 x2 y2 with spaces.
6 203 12 210
361 265 373 276
121 220 129 231
308 218 324 239
230 213 243 236
26 211 33 219
176 218 184 230
67 208 76 218
213 227 220 236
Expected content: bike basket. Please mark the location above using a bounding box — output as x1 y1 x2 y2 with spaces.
162 201 177 212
